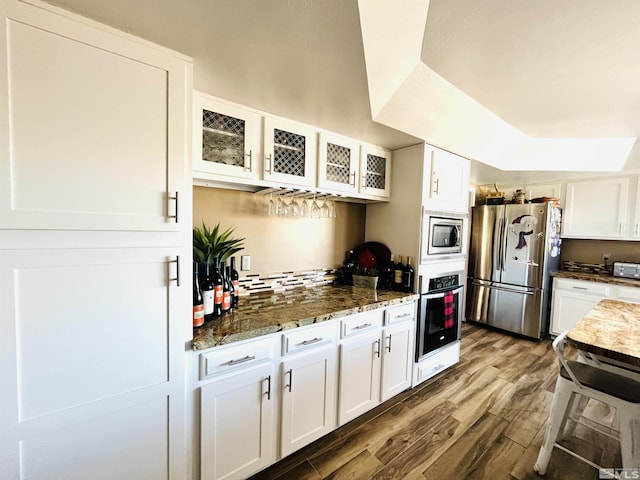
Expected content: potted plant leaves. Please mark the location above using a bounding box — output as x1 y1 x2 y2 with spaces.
193 222 245 267
352 266 379 289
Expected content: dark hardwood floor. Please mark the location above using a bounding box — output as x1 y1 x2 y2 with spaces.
249 322 620 480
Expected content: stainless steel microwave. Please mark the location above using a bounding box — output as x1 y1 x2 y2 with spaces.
421 210 466 261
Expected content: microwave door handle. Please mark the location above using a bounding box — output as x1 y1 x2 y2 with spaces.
452 225 461 246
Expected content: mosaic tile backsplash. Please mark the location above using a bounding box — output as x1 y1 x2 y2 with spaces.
238 267 341 296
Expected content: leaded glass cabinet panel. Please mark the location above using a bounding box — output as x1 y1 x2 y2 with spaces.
263 116 316 188
193 92 262 182
360 144 391 199
318 132 359 193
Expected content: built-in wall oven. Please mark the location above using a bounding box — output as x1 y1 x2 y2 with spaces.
412 260 464 387
416 268 463 361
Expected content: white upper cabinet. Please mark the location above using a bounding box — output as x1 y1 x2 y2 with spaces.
193 92 262 183
423 146 470 213
562 177 630 239
359 144 392 200
633 176 640 240
263 117 317 188
317 132 360 194
0 1 190 231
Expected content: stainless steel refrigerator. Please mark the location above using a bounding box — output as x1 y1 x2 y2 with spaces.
466 203 562 339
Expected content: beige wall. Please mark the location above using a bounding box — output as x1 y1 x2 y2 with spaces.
193 187 366 274
561 239 640 265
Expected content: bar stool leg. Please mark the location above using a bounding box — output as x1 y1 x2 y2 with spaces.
618 411 640 469
562 394 589 439
534 379 575 475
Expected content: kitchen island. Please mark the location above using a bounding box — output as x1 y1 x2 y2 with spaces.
193 283 418 350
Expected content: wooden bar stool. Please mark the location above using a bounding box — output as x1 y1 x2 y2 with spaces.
534 331 640 475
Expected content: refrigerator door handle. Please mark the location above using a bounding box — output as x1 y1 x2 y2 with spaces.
473 282 535 296
498 218 506 272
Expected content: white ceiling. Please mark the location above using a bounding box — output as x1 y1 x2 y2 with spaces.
45 0 640 185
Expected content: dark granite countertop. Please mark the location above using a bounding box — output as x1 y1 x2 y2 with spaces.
551 270 640 288
192 284 419 351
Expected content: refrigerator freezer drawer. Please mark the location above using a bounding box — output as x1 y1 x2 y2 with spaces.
466 281 543 339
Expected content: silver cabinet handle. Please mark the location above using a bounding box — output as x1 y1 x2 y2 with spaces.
636 224 639 236
620 223 623 234
433 177 440 195
168 256 180 287
168 191 179 222
386 335 392 353
264 375 271 400
265 153 273 174
300 337 323 346
354 323 372 330
374 339 381 358
226 355 255 366
245 150 253 172
349 171 356 187
285 369 293 392
394 313 411 319
572 286 588 290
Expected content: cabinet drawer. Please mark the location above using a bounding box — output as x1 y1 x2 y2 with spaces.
340 310 383 339
199 336 275 380
385 302 415 325
554 278 612 296
414 341 460 385
617 286 640 303
281 321 337 355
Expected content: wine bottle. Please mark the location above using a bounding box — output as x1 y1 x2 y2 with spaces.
381 253 395 290
230 256 240 308
403 256 415 293
393 255 404 291
211 257 223 318
193 262 205 327
221 260 231 313
201 263 215 322
342 250 355 285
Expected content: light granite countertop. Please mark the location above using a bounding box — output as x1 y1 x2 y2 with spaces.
552 270 640 288
192 284 419 351
568 299 640 367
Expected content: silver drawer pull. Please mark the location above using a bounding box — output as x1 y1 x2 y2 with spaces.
394 313 411 319
353 323 372 330
572 286 588 290
226 355 255 366
300 337 323 346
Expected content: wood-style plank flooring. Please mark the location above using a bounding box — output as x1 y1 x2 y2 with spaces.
249 322 621 480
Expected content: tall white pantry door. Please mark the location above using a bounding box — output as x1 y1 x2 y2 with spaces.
0 1 192 479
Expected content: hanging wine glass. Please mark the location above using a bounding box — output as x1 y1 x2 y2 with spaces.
267 192 276 216
311 194 321 218
300 196 309 217
289 193 301 217
329 198 337 218
276 193 286 216
320 195 330 218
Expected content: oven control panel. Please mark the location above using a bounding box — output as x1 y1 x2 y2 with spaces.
429 274 460 291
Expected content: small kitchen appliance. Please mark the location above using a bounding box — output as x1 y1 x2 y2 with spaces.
613 261 640 279
421 210 466 261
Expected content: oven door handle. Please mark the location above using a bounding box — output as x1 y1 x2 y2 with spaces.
423 285 464 300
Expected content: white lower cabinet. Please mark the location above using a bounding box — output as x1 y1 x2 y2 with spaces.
198 302 416 478
200 362 276 480
280 343 337 456
338 304 415 425
549 278 616 335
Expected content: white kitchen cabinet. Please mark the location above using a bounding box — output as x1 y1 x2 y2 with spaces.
633 176 640 239
380 319 414 402
0 2 191 479
550 278 612 335
317 132 360 194
198 335 277 480
423 145 470 213
337 305 414 424
264 116 317 188
193 92 262 183
338 328 382 425
359 144 392 200
0 1 189 232
280 343 337 456
562 178 630 239
616 285 640 304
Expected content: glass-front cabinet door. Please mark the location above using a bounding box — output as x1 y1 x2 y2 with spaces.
359 144 391 199
263 117 317 188
193 92 262 182
317 132 359 194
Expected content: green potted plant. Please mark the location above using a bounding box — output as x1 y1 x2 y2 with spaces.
352 266 379 289
193 222 245 266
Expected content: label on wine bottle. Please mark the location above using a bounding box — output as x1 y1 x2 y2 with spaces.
214 286 223 304
222 292 231 311
193 305 205 326
203 291 214 315
232 280 239 297
394 270 403 284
